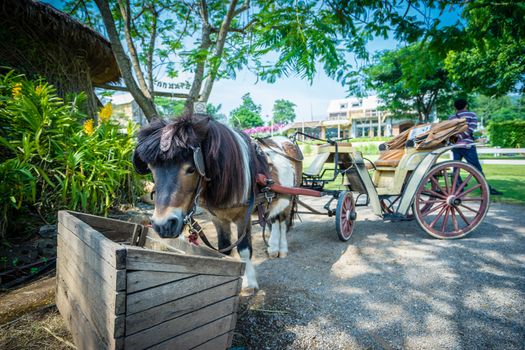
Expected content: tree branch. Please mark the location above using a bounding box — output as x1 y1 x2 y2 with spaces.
233 0 250 16
200 0 242 102
94 0 158 121
146 2 158 93
184 0 213 114
116 0 151 96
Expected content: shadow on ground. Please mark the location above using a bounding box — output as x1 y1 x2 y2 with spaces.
232 200 525 350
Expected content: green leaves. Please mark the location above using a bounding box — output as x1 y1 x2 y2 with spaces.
0 71 141 238
229 93 264 128
272 99 296 124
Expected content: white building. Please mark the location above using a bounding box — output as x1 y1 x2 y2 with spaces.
288 96 414 140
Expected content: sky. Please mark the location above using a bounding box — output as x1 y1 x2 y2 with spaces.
44 0 460 123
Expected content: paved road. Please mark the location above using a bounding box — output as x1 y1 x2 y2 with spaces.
218 198 525 350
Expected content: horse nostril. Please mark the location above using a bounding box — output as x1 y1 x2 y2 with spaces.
168 217 179 233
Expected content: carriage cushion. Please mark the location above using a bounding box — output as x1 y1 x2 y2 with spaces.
374 149 405 168
304 152 330 176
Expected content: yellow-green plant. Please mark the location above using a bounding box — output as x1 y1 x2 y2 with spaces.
0 70 141 239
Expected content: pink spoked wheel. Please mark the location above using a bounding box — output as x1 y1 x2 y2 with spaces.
413 161 490 239
335 191 357 241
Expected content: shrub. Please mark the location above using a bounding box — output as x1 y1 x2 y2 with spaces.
0 71 141 239
488 120 525 148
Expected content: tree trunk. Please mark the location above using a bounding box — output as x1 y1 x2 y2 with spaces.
200 0 239 102
147 7 158 94
117 0 150 97
183 2 212 115
95 0 158 122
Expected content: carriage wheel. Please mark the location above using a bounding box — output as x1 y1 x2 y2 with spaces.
413 161 490 239
335 191 356 241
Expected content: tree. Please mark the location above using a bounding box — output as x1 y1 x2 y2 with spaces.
441 1 525 96
470 94 525 126
206 103 227 122
68 0 457 123
229 93 263 129
363 42 456 122
272 99 296 124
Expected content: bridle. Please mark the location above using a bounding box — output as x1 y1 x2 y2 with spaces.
182 145 255 253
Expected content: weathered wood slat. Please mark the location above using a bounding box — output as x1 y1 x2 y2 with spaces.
125 298 237 349
125 279 240 335
147 314 236 350
57 246 125 341
68 211 137 242
56 276 124 350
127 270 196 293
58 224 126 291
57 234 126 315
127 274 238 315
58 211 126 269
192 333 231 350
56 279 109 350
126 246 245 277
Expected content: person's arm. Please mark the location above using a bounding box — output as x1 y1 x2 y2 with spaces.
458 112 478 140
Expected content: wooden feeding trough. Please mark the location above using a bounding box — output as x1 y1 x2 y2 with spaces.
56 211 245 350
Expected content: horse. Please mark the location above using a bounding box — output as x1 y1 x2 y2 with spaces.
132 113 302 293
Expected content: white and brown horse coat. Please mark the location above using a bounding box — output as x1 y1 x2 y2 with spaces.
257 136 303 258
133 114 302 291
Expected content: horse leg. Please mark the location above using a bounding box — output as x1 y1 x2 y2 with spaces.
235 215 258 294
267 197 291 258
278 202 295 258
211 218 232 255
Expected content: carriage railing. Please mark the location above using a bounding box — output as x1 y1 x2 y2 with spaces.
291 132 345 187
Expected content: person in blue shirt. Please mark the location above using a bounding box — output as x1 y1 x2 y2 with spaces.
449 99 502 195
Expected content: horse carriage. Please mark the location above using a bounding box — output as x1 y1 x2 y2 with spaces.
131 115 491 295
286 118 490 240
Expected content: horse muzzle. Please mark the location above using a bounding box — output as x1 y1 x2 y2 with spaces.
151 211 185 238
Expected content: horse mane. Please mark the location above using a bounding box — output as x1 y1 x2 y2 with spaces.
135 114 268 208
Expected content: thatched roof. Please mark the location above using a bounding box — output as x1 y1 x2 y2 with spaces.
0 0 120 84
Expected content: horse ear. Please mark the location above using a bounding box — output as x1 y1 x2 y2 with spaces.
133 150 150 175
192 114 211 141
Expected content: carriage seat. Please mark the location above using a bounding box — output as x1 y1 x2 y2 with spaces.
303 152 330 176
374 149 405 168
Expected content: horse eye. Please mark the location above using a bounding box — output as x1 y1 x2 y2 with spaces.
186 167 196 174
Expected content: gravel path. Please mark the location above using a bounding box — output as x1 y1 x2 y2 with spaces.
221 198 525 350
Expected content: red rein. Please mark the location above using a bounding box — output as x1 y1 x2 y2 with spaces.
256 174 322 197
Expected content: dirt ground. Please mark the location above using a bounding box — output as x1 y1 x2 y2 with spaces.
1 198 524 349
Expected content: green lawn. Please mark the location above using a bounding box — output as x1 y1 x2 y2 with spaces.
302 155 525 205
483 164 525 205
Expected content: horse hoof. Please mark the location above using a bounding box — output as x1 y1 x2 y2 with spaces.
268 251 279 259
241 287 256 296
279 252 287 258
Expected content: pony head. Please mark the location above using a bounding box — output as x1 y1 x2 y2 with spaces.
133 113 258 237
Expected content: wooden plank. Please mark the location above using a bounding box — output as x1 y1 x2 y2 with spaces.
125 298 237 349
192 333 231 350
56 279 108 350
56 277 124 350
125 279 240 335
127 270 196 293
126 246 245 277
67 211 137 242
58 211 126 269
58 224 126 291
57 262 126 341
148 314 236 350
127 274 238 315
57 238 126 316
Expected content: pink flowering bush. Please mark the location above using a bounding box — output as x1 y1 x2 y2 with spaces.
243 123 287 136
